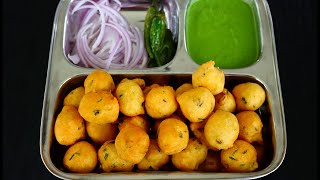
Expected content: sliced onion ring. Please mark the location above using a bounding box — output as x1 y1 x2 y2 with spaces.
68 0 147 69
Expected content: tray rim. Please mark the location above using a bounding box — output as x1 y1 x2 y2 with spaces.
39 0 287 179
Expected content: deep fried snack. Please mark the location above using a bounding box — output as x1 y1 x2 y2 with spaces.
54 106 86 146
63 86 85 109
232 82 266 111
143 84 160 97
254 144 266 166
86 121 118 145
177 87 215 123
214 88 236 113
132 78 146 89
115 124 150 164
137 139 170 171
98 141 135 172
145 86 178 119
153 114 184 132
63 141 97 173
119 115 150 132
172 139 208 171
221 140 258 172
189 120 218 151
175 83 193 97
192 61 225 95
78 91 119 124
115 78 145 116
84 69 115 94
198 150 222 171
204 110 239 150
157 118 189 155
236 111 264 144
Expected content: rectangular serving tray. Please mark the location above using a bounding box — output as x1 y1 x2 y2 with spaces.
40 0 286 179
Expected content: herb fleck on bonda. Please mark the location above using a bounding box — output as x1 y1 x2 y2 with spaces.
93 109 100 116
69 152 80 161
229 156 237 161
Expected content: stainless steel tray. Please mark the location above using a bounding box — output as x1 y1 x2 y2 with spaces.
40 0 286 179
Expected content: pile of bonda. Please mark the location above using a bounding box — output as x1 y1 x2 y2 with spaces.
54 61 268 173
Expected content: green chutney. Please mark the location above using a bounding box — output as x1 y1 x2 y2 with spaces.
186 0 260 68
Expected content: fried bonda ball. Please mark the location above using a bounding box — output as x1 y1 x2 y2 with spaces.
190 120 218 151
177 87 215 123
254 144 266 166
54 106 86 146
232 82 266 111
63 86 85 109
78 91 119 124
198 150 222 171
84 69 115 94
214 88 236 113
131 78 146 89
145 86 178 119
153 114 185 132
137 139 170 171
115 124 150 164
204 110 239 150
115 78 145 116
86 121 118 145
157 118 189 155
172 138 208 171
98 141 134 172
119 115 150 132
236 111 264 144
192 61 225 95
143 83 160 97
175 83 193 97
63 141 97 173
221 140 258 172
